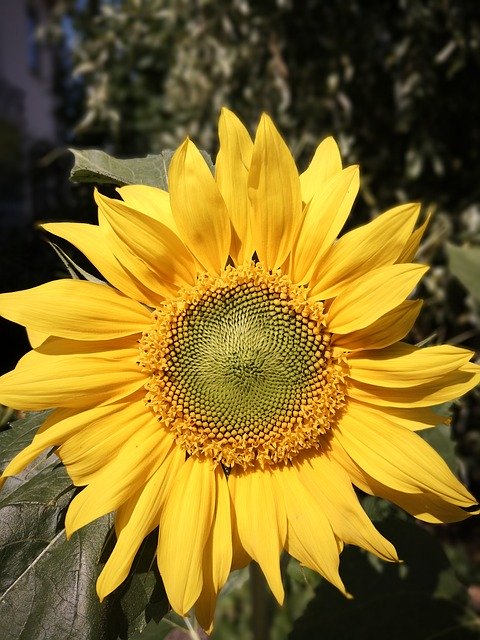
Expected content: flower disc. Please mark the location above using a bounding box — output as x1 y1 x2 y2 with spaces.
140 264 346 468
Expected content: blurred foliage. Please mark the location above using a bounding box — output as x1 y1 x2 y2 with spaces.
42 0 480 352
45 0 480 215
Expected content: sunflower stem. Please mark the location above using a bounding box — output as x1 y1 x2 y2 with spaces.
184 613 201 640
250 562 274 640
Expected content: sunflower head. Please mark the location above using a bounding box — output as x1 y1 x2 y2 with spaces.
0 108 478 632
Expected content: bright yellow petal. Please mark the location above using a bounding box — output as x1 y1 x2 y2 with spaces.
397 210 432 263
333 410 477 506
299 136 343 204
229 468 286 604
216 107 254 265
26 327 49 349
0 341 144 410
289 166 359 284
248 114 302 269
95 190 197 292
58 396 159 485
348 343 474 387
326 263 428 334
169 138 230 275
333 299 422 351
330 439 478 523
194 466 232 633
157 456 216 616
230 501 251 571
348 363 480 407
0 280 150 341
117 184 179 234
348 398 449 431
40 222 161 307
273 463 349 594
296 454 398 562
1 393 143 480
309 203 421 300
65 425 172 535
96 444 179 600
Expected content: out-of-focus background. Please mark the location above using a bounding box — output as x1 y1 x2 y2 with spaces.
1 0 480 627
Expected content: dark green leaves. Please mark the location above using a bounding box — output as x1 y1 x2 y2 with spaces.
0 413 168 640
289 512 479 640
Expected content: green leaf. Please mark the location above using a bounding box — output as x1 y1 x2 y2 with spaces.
0 414 169 639
69 148 213 189
0 411 53 500
420 423 460 474
114 530 169 637
0 411 51 472
289 513 477 640
446 243 480 301
69 149 172 188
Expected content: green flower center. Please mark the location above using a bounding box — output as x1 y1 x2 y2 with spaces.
139 264 346 469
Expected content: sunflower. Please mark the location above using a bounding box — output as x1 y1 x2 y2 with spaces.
0 109 479 632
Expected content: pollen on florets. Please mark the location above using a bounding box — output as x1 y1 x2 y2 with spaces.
138 263 346 469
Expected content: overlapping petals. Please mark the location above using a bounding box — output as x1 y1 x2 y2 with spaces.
0 108 478 634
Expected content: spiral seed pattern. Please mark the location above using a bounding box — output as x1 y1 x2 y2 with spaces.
139 264 346 469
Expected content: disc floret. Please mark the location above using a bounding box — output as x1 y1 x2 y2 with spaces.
139 263 346 469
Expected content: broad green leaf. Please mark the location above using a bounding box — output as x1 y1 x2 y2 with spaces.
0 414 169 640
446 243 480 301
115 530 169 637
0 411 51 472
69 149 173 189
289 513 477 640
0 411 52 500
69 148 213 188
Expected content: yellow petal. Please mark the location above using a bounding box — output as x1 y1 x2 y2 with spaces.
248 114 302 269
96 445 180 600
397 210 432 263
297 454 398 562
310 203 421 300
0 280 150 341
194 585 217 636
273 463 349 594
0 342 144 410
194 466 232 633
348 343 474 387
65 425 171 535
289 165 359 284
229 468 286 604
348 363 480 407
327 263 428 334
299 136 343 204
333 300 422 351
334 410 477 506
26 327 49 349
58 396 160 485
230 502 251 571
169 138 230 275
348 398 449 431
40 222 161 307
1 394 142 479
117 184 179 233
157 456 216 615
216 107 254 265
330 439 478 524
95 190 197 292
